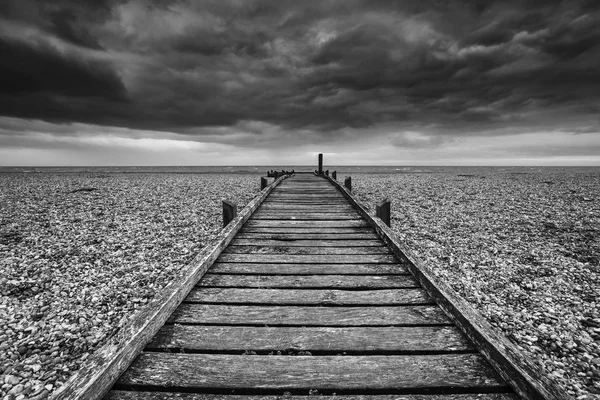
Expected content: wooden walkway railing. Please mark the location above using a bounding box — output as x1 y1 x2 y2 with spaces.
52 163 569 400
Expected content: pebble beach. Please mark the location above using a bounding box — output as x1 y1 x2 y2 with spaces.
0 167 598 399
352 168 600 399
0 172 261 399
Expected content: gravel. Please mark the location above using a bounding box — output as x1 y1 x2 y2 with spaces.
352 169 600 399
0 172 262 399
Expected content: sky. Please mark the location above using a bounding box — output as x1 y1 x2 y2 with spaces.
0 0 599 166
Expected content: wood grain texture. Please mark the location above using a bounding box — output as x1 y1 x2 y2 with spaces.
198 274 419 289
185 288 431 305
325 175 569 400
209 262 408 274
148 325 473 352
230 239 386 247
235 232 380 240
116 353 506 390
217 254 397 264
258 204 356 211
239 227 375 234
107 393 517 400
50 175 291 400
245 220 369 228
251 212 361 220
222 245 391 255
168 304 451 325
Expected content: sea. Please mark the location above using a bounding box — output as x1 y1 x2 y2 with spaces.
0 166 598 174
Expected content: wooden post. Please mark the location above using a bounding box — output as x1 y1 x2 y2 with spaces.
344 176 352 191
332 171 337 180
260 177 268 190
222 200 237 227
318 153 323 175
325 170 329 177
376 199 391 227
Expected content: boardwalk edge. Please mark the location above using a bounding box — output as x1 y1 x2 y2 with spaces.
51 174 289 400
324 175 569 400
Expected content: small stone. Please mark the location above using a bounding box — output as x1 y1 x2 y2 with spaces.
17 346 27 355
8 383 24 395
4 375 19 385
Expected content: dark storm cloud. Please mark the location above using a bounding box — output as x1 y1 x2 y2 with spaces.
0 0 599 140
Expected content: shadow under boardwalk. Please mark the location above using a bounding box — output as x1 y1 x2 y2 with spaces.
106 174 517 399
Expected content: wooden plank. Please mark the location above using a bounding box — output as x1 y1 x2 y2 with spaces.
230 239 386 247
258 206 356 213
209 262 408 274
244 220 369 228
251 213 361 220
50 176 291 400
236 232 379 240
147 325 473 352
264 202 351 206
116 353 506 390
108 392 518 400
325 175 569 400
222 245 392 255
169 304 451 325
217 254 397 264
185 288 430 305
240 228 376 234
198 274 419 289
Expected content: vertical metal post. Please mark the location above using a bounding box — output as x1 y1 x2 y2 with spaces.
222 200 237 227
318 153 323 175
260 177 268 190
376 199 391 227
344 176 352 191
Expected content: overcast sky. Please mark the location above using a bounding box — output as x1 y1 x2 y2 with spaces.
1 0 599 166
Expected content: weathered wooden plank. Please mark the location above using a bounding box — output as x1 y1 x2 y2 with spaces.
251 212 361 220
230 239 386 247
222 245 392 255
198 274 419 288
169 304 451 325
236 232 380 240
258 206 356 213
50 176 291 400
209 262 408 274
148 325 473 352
185 288 430 305
217 254 397 264
107 392 518 400
263 202 351 207
239 227 373 234
116 353 506 390
325 175 569 400
245 220 369 228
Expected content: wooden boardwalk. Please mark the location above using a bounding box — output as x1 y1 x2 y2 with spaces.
104 174 514 399
53 171 567 400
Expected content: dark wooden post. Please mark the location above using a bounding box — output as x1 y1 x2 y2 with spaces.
332 171 337 180
318 153 323 175
222 200 237 227
376 199 391 227
325 170 329 176
260 177 268 190
344 176 352 191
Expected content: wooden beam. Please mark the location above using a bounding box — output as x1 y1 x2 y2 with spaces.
49 175 289 400
324 175 569 400
332 170 337 180
376 199 391 227
318 153 323 174
222 200 238 227
260 177 268 190
344 176 352 191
